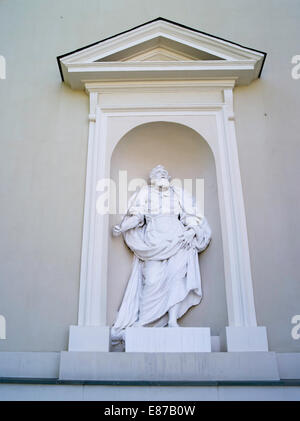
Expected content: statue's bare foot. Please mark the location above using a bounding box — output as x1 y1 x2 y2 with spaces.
168 320 179 327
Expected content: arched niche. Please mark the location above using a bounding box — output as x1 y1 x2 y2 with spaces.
107 121 228 334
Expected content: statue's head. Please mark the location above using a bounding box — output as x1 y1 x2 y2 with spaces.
149 165 170 189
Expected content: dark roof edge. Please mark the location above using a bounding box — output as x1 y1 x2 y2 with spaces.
56 16 267 82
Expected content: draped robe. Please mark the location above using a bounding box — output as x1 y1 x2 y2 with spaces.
111 184 211 343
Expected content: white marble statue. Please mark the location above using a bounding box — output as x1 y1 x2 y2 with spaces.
111 165 211 343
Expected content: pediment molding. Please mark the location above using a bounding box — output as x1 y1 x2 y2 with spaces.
57 18 266 90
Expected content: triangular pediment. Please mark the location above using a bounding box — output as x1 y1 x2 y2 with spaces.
96 36 224 62
58 18 266 89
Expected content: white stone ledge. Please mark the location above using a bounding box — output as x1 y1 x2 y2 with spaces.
1 384 300 401
1 352 300 382
59 351 279 382
276 353 300 379
0 352 60 378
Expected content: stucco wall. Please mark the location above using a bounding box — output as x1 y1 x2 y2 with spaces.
0 0 299 352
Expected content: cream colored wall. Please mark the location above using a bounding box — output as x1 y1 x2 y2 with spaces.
0 0 299 351
107 122 228 334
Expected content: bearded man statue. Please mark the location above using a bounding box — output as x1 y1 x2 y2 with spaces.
111 165 211 343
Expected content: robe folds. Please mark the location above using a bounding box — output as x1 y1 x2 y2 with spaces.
111 184 211 344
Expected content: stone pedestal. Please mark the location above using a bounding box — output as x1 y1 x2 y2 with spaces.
59 351 280 381
68 326 110 352
221 326 269 352
125 327 211 352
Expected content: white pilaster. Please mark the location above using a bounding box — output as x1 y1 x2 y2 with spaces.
68 91 110 351
219 87 268 351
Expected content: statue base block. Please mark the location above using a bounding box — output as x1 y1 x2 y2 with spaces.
68 326 110 352
220 326 269 352
125 327 211 352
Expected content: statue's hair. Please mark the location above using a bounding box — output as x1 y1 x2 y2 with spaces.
149 165 170 180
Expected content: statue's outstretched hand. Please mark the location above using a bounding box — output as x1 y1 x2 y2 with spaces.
112 224 122 237
112 215 141 237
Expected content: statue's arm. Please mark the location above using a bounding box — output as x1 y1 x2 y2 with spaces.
112 215 142 237
112 187 147 237
190 217 212 251
172 185 211 250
